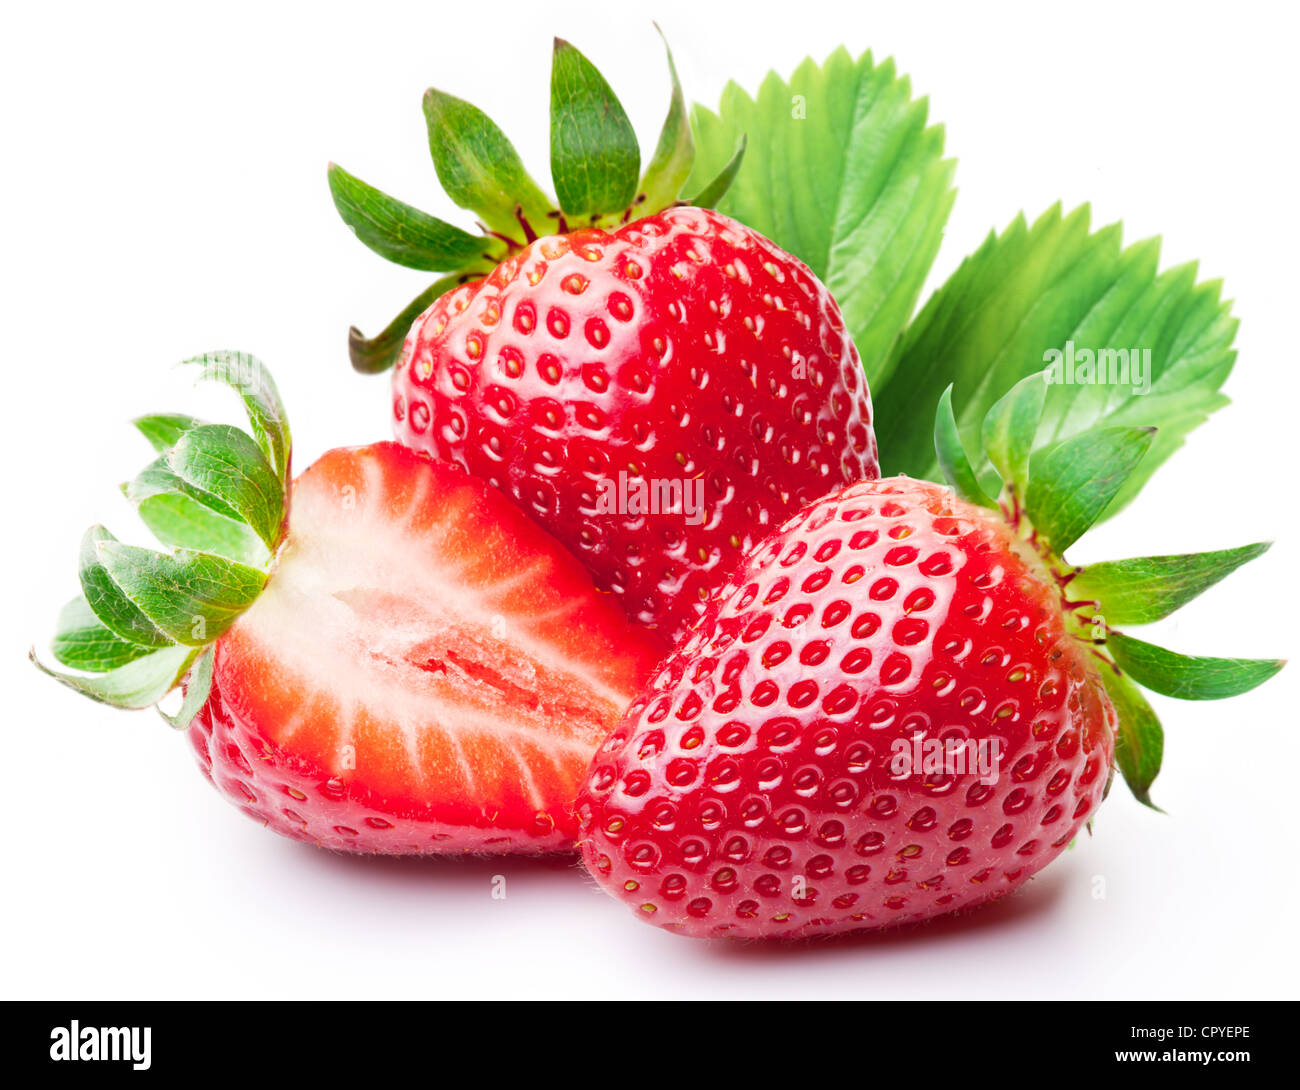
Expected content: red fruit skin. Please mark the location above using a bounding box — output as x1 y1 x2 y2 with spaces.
188 442 663 855
393 206 879 643
576 478 1116 938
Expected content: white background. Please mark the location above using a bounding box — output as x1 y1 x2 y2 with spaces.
3 0 1296 999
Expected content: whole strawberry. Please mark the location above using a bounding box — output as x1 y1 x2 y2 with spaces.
330 39 878 642
576 380 1283 938
34 355 662 854
393 207 876 640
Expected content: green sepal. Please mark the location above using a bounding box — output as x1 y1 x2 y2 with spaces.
95 542 267 647
133 413 200 452
423 89 556 239
1106 630 1285 701
79 526 172 648
689 137 746 210
31 643 197 711
348 273 464 374
51 596 157 673
158 645 214 731
126 455 241 524
166 424 285 552
634 28 694 219
934 385 996 508
37 355 294 720
1025 426 1155 554
1103 668 1165 810
1070 543 1272 626
980 371 1048 495
550 38 640 219
328 163 494 272
181 352 292 489
133 490 270 569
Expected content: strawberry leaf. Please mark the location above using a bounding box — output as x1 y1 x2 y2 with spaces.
79 526 172 648
635 29 694 217
134 487 271 568
933 385 996 509
348 274 463 375
1070 543 1272 626
1106 630 1285 701
1103 668 1164 810
132 413 200 452
550 38 640 219
95 542 267 647
126 454 244 524
875 205 1238 508
182 352 292 488
980 371 1048 496
423 88 556 240
31 644 196 711
688 48 955 385
1024 426 1155 554
166 424 285 551
51 596 157 673
158 645 214 731
328 163 494 272
688 137 746 210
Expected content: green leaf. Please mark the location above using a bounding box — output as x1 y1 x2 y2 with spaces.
688 137 746 210
874 205 1238 509
328 163 492 272
158 645 214 731
981 371 1048 494
688 47 955 384
1103 669 1165 810
550 38 640 219
126 455 243 524
348 273 464 374
79 526 172 648
31 643 195 711
182 352 292 488
933 385 996 508
634 29 694 217
167 424 285 551
135 491 270 568
1024 426 1155 554
51 596 156 673
133 413 200 452
423 88 556 240
1070 543 1272 626
1107 630 1285 701
96 542 267 647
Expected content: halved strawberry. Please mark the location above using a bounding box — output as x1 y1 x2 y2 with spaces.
36 355 662 853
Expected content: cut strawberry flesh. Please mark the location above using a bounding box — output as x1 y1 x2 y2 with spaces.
192 442 663 853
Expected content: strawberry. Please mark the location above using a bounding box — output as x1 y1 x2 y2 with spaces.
330 41 879 643
575 380 1283 938
34 354 662 854
392 207 878 642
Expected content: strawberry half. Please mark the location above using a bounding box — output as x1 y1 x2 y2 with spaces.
330 40 879 642
35 354 662 853
576 380 1283 938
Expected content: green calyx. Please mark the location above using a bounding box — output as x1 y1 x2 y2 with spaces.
330 30 745 374
31 353 292 730
932 379 1284 810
